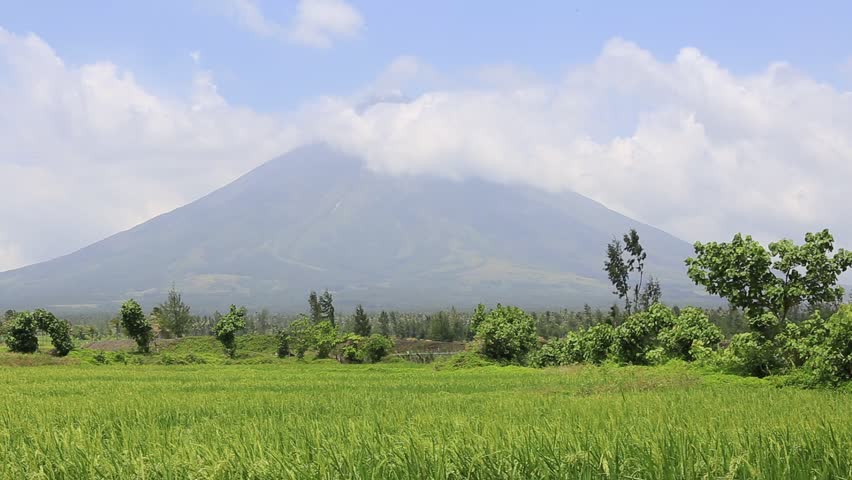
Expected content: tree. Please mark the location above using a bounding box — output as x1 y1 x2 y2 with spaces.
5 311 38 353
686 229 852 322
659 307 723 361
120 299 153 353
286 317 313 359
377 311 390 336
604 229 657 316
214 305 247 358
312 320 338 359
319 290 335 326
352 304 371 336
308 291 322 324
156 286 192 338
473 304 538 363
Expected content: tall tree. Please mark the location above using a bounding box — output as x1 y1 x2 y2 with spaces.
319 290 335 326
120 299 153 353
686 229 852 322
214 305 247 358
156 286 192 338
377 310 390 336
308 291 322 324
604 229 658 315
352 304 371 336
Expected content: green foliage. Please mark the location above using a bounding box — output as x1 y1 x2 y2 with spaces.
377 310 390 336
308 291 322 324
275 329 290 358
722 332 780 378
604 229 659 316
351 304 371 336
5 309 74 356
473 304 537 363
436 350 495 370
611 304 675 365
659 307 723 361
530 331 584 367
319 290 335 326
686 230 852 321
213 305 247 358
4 311 38 354
45 317 74 356
286 317 313 359
155 286 192 338
780 306 852 385
312 320 338 359
582 323 615 364
333 333 393 363
362 334 394 363
120 299 153 353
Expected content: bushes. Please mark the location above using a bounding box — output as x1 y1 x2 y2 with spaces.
530 332 584 367
611 304 675 365
582 323 614 365
120 300 153 353
473 304 537 363
334 334 394 363
214 305 247 358
659 307 723 361
779 306 852 385
4 309 74 356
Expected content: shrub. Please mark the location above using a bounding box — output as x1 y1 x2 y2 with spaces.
362 334 394 363
333 334 393 363
435 350 494 370
5 311 38 354
784 306 852 385
214 305 247 358
286 317 313 359
659 307 723 361
93 351 109 365
612 304 675 365
275 329 290 358
582 323 615 364
530 332 584 367
120 300 153 353
113 351 128 364
474 304 537 363
722 332 780 377
45 318 74 356
312 321 338 359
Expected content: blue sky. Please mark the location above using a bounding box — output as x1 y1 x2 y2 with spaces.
1 1 852 270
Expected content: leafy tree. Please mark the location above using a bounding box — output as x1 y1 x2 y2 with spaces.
604 229 658 316
319 290 335 326
213 305 247 358
686 229 852 321
779 306 852 385
473 304 538 363
362 334 394 363
582 323 615 364
120 299 153 353
312 320 338 359
611 304 675 365
352 304 371 336
156 286 192 338
308 291 322 324
38 310 74 356
275 329 290 358
530 332 584 367
377 311 390 336
429 311 453 341
286 317 313 359
5 311 38 353
659 307 723 361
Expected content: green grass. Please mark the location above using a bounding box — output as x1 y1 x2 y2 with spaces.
0 362 849 479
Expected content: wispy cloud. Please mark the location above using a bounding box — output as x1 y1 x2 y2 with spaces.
213 0 363 48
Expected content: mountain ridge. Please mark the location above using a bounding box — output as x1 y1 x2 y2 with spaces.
0 144 707 313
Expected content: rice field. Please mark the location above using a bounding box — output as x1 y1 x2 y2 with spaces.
0 361 850 479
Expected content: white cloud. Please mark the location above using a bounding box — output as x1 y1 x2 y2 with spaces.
304 40 852 248
2 30 851 271
0 27 302 270
289 0 364 48
213 0 363 48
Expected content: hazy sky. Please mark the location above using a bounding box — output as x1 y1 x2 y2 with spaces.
1 1 852 271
